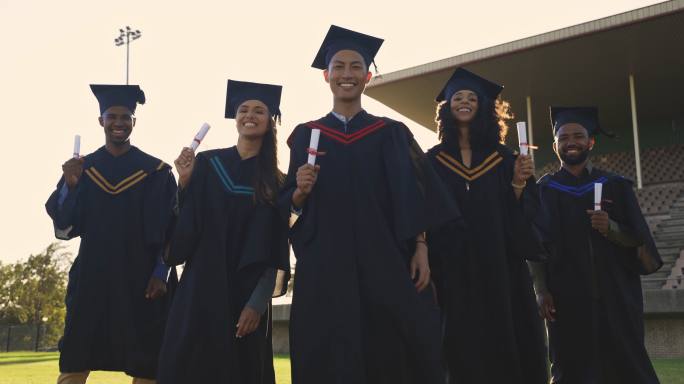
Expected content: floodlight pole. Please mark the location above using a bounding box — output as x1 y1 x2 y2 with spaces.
114 26 142 85
126 36 130 84
629 74 643 189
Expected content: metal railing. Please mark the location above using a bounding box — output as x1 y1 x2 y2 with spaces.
0 324 56 352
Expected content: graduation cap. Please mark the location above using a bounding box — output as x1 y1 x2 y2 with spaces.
90 84 146 115
225 80 283 119
550 106 614 137
311 25 384 71
435 67 503 103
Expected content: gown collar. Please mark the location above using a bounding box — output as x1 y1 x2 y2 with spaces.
329 109 367 125
558 160 594 181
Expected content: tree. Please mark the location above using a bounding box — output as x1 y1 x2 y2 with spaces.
0 243 71 348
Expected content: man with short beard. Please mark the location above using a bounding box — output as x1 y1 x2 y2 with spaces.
529 106 662 384
46 85 177 384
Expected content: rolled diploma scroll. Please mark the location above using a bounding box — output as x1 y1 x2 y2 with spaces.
594 183 603 211
307 129 321 165
516 122 528 156
73 135 81 159
190 123 211 151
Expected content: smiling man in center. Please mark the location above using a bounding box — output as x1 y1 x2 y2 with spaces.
279 25 461 384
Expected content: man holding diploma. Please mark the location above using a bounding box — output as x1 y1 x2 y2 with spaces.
45 84 177 384
280 25 459 384
531 106 662 383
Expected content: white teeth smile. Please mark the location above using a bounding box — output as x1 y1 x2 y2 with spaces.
244 123 256 128
458 108 471 112
340 83 355 88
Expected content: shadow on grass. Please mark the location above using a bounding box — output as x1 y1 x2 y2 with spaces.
0 356 59 366
0 353 55 359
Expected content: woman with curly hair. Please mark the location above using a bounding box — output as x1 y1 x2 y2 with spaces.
426 68 548 383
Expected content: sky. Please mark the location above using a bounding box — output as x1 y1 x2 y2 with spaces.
0 0 664 263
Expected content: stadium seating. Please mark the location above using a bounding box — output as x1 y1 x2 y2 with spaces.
663 253 684 289
537 144 684 185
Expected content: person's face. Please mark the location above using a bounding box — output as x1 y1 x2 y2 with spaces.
236 99 270 140
99 106 135 145
324 49 372 102
553 123 595 165
450 90 479 124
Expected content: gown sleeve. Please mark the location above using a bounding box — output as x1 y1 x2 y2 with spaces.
613 178 662 275
45 177 83 240
500 149 546 262
279 125 319 258
527 260 549 295
142 164 177 280
244 268 277 314
383 123 461 245
278 125 309 222
165 154 207 266
606 219 641 247
237 200 291 295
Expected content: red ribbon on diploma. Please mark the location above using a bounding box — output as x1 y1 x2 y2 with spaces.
519 142 539 150
306 147 326 156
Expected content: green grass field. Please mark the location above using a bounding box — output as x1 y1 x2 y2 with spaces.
0 352 291 384
0 352 682 383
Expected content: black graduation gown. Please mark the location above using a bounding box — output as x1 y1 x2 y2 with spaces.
426 143 548 384
45 146 177 379
280 111 459 384
157 147 290 384
537 167 662 384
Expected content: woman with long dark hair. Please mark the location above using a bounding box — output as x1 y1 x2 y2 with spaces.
426 68 548 383
157 80 290 384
